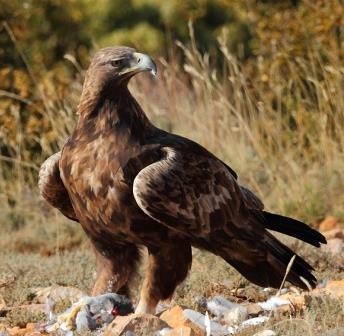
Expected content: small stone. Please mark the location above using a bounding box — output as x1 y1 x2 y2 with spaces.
236 288 245 296
319 216 340 232
155 302 172 315
241 316 269 328
156 327 172 335
160 306 228 336
274 304 291 314
325 280 344 299
223 306 248 325
279 293 306 309
183 309 227 336
253 330 276 336
321 238 344 255
104 314 169 336
258 297 290 311
165 326 195 336
206 296 238 318
160 305 185 329
245 303 263 317
7 326 27 336
322 228 344 240
313 280 344 300
25 324 36 331
222 280 234 289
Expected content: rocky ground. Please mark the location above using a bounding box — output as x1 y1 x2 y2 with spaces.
0 216 343 336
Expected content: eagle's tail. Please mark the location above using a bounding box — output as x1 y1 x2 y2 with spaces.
216 212 326 290
226 233 317 290
262 211 326 247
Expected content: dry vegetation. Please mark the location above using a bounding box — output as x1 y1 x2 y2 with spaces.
0 27 343 334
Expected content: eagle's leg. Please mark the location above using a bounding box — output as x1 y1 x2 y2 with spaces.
91 242 140 297
135 242 192 314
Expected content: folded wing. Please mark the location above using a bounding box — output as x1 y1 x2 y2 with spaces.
38 151 78 222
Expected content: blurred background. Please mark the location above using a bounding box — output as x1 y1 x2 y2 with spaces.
0 0 343 332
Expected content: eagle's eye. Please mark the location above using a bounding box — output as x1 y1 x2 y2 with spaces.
110 59 123 67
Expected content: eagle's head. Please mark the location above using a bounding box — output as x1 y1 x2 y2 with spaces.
85 46 157 90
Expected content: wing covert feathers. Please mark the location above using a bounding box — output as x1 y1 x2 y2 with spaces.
132 146 324 290
38 151 78 222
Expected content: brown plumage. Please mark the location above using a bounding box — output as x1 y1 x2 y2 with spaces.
38 46 326 314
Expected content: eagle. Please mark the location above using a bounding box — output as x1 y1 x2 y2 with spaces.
39 46 326 314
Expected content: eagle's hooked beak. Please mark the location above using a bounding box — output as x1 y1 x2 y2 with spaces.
120 52 157 77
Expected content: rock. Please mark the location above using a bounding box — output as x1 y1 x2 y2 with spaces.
104 314 169 336
161 306 205 336
165 326 195 336
241 316 269 328
313 280 344 300
319 216 341 232
160 305 185 329
31 286 85 304
253 330 276 336
156 327 172 335
223 306 248 325
160 306 228 336
155 302 172 315
281 280 344 307
321 238 344 255
206 296 238 318
322 228 344 240
25 324 36 331
245 303 264 317
7 327 27 336
279 288 288 295
325 280 344 299
183 309 228 336
258 296 290 311
279 293 307 309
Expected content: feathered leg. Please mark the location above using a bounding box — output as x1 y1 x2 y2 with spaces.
91 242 140 297
135 242 192 314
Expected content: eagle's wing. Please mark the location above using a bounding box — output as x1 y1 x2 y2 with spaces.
38 151 78 222
133 146 263 238
240 186 264 210
133 146 323 289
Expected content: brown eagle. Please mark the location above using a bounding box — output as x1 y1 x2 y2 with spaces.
39 46 326 314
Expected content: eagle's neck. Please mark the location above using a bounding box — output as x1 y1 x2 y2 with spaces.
76 85 155 141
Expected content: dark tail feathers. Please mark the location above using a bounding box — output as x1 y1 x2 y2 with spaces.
263 211 326 247
228 233 318 290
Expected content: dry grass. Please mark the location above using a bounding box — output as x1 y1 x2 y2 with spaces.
0 33 343 333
